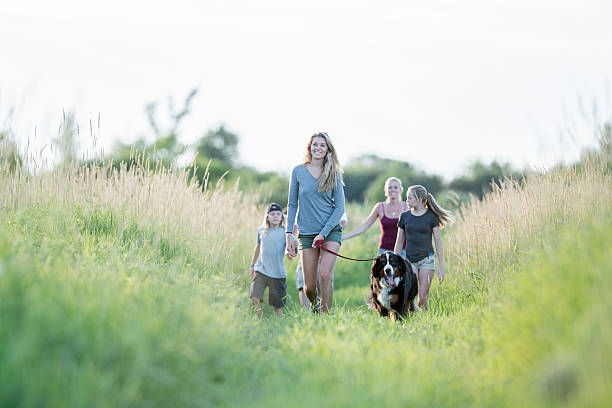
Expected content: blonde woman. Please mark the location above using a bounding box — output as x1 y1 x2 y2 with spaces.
394 185 452 310
286 132 345 313
342 177 407 257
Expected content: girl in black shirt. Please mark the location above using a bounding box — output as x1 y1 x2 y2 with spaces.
394 185 452 310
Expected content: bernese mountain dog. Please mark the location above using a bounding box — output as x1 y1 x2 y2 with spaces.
367 251 418 321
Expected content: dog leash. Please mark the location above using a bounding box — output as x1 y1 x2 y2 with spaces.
311 239 377 262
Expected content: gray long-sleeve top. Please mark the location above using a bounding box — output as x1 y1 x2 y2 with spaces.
286 164 345 237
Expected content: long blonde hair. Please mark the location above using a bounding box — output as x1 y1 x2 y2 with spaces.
384 177 404 200
408 185 453 228
302 132 344 192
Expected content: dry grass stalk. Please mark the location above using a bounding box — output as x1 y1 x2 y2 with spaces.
446 157 612 290
1 156 262 274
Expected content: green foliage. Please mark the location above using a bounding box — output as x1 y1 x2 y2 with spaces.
231 167 289 206
449 160 522 199
188 158 289 205
75 207 115 237
190 157 232 190
1 155 611 406
0 207 260 407
0 131 22 173
158 237 180 261
108 89 197 169
195 125 240 167
248 210 612 408
343 154 452 204
342 155 385 203
100 88 519 208
110 133 186 170
471 215 612 406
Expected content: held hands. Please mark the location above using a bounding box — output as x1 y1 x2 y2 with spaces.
286 233 298 259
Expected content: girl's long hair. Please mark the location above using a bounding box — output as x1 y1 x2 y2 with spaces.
409 185 453 228
302 132 344 192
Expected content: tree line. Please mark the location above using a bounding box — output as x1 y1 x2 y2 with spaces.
1 88 525 209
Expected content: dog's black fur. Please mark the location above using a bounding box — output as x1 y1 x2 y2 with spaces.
366 251 418 321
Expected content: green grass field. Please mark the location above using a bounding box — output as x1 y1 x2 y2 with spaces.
1 156 611 407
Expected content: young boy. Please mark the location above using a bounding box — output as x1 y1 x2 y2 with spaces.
249 203 288 318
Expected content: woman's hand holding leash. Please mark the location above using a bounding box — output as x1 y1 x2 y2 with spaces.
312 234 325 248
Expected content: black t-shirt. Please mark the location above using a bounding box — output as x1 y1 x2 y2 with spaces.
397 209 440 263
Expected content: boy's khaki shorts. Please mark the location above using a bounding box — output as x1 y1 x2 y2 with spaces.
250 271 287 308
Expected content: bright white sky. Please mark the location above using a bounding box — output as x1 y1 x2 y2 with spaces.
2 0 611 179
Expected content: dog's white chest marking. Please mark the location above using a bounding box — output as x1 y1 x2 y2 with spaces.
378 252 395 310
378 286 392 310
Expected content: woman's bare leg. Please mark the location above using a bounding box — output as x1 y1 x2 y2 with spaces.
417 268 435 310
318 242 340 313
299 289 310 309
301 248 320 306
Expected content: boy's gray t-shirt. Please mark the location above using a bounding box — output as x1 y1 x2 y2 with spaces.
286 164 345 237
254 227 287 279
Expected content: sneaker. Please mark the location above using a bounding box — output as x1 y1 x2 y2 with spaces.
311 297 321 314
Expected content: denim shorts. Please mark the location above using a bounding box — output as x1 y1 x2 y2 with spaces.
409 253 436 273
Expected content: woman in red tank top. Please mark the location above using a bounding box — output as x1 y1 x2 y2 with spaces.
342 177 407 257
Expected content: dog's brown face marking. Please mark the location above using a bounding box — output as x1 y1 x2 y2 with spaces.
368 251 418 320
372 251 405 289
384 252 403 283
371 252 407 312
384 252 402 277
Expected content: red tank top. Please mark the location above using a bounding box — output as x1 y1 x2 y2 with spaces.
379 204 406 251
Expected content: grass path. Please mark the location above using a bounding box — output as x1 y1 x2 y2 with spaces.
1 158 611 407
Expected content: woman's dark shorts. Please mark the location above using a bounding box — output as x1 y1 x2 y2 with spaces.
250 271 287 308
298 224 343 251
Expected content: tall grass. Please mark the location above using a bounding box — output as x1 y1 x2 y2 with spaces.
0 156 265 406
1 147 611 406
446 156 612 293
1 157 261 276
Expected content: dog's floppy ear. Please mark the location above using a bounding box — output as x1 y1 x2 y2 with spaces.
371 255 383 278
